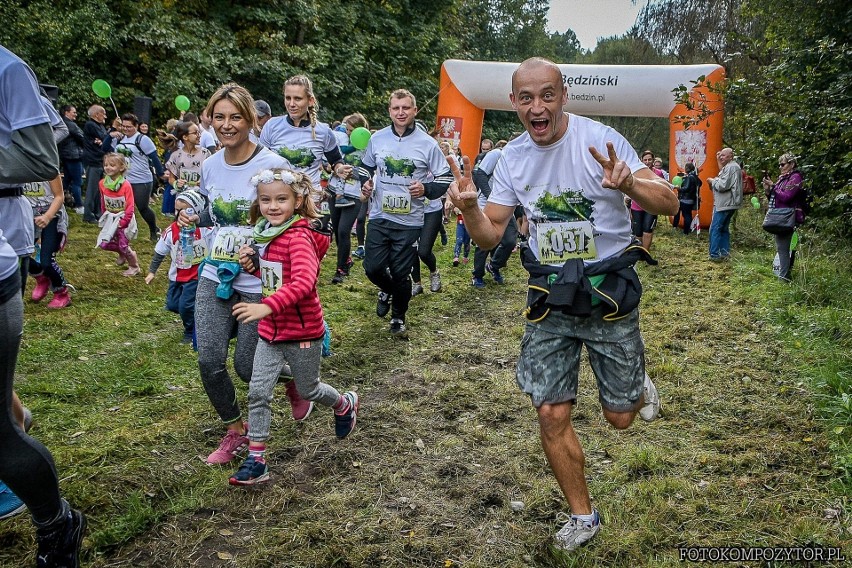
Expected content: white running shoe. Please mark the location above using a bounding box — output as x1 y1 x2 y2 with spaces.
639 372 661 422
554 509 601 552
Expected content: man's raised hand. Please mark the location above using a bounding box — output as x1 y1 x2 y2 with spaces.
446 155 478 212
589 142 634 193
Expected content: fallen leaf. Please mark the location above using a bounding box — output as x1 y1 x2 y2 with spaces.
78 356 89 361
803 437 813 442
219 529 234 536
70 431 85 438
217 551 233 560
415 438 425 452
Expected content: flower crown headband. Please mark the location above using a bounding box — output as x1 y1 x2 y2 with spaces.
250 169 309 195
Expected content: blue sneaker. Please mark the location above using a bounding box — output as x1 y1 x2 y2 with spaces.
0 480 26 520
486 262 504 284
229 455 270 486
471 277 486 289
334 392 359 439
352 246 365 260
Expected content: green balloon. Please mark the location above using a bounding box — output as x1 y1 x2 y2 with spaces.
92 79 111 99
751 195 760 209
350 127 371 150
175 95 191 112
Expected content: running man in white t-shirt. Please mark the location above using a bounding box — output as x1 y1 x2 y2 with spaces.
448 57 678 553
358 89 453 338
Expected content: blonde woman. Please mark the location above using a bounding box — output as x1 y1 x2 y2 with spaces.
184 83 293 465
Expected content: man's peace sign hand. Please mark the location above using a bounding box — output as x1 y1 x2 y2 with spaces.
589 142 635 193
446 155 479 212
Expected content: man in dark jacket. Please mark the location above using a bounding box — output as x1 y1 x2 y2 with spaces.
58 105 85 213
81 104 113 222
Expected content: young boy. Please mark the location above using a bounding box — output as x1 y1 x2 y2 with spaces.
145 190 212 346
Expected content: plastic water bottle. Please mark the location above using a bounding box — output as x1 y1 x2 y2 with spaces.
178 208 195 269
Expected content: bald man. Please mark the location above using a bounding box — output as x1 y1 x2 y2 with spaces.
448 57 677 552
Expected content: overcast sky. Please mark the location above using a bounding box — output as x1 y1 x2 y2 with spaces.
547 0 645 50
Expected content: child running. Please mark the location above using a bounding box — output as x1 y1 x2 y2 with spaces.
96 152 140 276
145 190 212 346
229 168 359 486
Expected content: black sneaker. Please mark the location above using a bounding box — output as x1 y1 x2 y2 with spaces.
334 392 359 439
376 291 391 318
331 269 346 284
389 318 408 339
36 507 86 568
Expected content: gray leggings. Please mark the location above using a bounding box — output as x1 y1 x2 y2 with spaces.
248 338 340 442
195 277 261 424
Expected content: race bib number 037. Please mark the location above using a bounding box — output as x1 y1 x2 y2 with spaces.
210 226 253 262
537 221 597 265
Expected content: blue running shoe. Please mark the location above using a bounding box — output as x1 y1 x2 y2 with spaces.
334 392 359 439
471 277 486 289
229 455 270 486
0 480 26 520
486 262 504 284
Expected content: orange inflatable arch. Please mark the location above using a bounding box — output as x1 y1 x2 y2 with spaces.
435 60 725 229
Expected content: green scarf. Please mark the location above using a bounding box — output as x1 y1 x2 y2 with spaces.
103 174 125 192
253 214 302 244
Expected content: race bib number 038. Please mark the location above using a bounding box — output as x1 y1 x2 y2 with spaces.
259 258 283 298
210 226 253 262
382 192 411 214
537 221 597 265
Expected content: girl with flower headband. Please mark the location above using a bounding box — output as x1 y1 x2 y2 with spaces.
228 168 359 485
258 75 351 231
181 83 298 466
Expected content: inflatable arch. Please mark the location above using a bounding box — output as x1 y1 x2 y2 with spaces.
435 60 725 229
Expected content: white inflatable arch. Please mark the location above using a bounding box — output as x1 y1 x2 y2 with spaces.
435 60 725 228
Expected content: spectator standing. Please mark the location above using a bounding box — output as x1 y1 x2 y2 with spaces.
58 105 84 213
707 148 743 260
81 104 114 223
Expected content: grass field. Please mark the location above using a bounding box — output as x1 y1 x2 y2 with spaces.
1 202 849 567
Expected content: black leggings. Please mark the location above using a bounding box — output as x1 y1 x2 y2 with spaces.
131 182 158 236
330 198 360 271
355 201 368 247
412 209 443 282
28 217 66 289
0 272 63 524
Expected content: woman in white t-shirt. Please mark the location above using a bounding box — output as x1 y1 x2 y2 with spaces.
117 113 166 241
180 83 293 466
259 75 350 231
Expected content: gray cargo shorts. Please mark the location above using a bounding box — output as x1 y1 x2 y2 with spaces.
516 307 645 411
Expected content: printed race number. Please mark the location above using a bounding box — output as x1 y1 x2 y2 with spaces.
210 227 253 262
381 192 411 214
259 258 283 298
536 221 597 265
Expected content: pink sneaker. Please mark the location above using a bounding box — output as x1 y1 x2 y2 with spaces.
285 380 314 422
31 274 50 302
47 287 71 309
206 428 249 464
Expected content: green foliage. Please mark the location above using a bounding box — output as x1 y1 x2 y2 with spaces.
725 0 852 236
